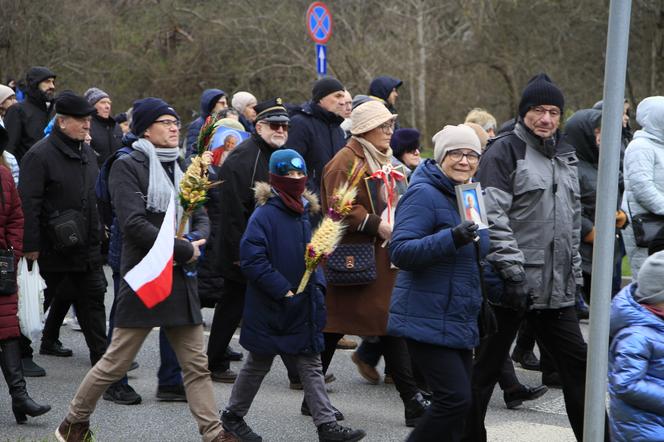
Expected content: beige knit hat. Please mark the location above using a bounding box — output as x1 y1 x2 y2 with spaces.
231 91 257 113
0 85 15 106
351 101 397 135
432 124 482 164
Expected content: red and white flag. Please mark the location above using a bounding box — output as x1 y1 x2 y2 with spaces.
124 192 175 308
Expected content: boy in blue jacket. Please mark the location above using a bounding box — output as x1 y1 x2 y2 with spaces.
220 149 365 442
609 250 664 441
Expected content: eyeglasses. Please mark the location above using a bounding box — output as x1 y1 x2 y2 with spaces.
153 119 181 129
446 150 480 164
529 106 561 118
378 122 395 134
262 121 289 131
275 157 305 175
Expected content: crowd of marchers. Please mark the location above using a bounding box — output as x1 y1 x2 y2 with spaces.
0 66 663 442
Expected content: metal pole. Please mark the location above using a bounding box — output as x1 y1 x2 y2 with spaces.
584 1 632 440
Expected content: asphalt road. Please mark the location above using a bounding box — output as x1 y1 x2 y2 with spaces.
1 270 581 442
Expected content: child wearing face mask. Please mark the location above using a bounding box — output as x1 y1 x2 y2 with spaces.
220 149 366 442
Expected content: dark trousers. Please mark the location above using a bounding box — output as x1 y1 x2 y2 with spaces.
407 340 472 442
356 337 429 391
109 272 182 386
463 306 607 442
322 332 419 403
41 270 107 365
207 279 246 372
513 316 558 376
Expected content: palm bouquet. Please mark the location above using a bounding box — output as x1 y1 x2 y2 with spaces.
296 160 364 293
176 151 219 238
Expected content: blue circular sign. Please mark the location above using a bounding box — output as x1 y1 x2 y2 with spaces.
306 2 333 44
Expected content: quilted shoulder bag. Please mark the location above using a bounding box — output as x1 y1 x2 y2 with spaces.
324 242 377 286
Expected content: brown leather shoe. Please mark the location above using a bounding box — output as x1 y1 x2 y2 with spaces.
211 429 239 442
351 351 379 385
336 336 358 350
54 418 94 442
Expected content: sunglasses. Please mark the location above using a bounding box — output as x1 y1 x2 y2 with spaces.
275 157 305 175
262 121 289 131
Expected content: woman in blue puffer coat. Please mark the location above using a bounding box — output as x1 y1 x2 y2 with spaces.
609 250 664 442
388 124 489 442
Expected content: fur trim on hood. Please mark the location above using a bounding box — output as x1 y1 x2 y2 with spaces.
253 181 320 214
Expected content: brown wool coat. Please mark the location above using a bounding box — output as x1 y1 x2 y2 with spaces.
321 138 396 336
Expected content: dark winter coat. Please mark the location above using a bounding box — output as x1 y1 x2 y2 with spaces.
4 86 53 164
564 109 623 274
288 101 346 198
89 114 123 168
185 88 225 158
239 114 255 134
217 133 278 283
609 285 664 442
320 139 396 336
239 182 325 356
196 163 224 307
387 160 489 349
18 126 102 272
108 149 210 327
368 76 402 123
0 165 24 341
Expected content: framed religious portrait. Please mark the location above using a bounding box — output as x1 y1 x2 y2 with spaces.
364 163 409 227
209 126 250 152
455 182 488 230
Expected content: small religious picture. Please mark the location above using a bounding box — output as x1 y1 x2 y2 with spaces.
364 163 409 227
455 182 488 229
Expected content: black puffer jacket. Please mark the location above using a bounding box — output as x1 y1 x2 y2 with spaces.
287 101 345 198
4 67 56 163
18 125 102 272
564 108 624 273
89 114 123 168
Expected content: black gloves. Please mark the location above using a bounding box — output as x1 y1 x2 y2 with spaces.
501 272 530 313
452 221 479 248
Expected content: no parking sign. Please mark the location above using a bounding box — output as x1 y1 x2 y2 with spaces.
306 2 333 77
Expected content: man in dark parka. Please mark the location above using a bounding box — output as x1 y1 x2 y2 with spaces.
54 97 235 442
19 91 107 366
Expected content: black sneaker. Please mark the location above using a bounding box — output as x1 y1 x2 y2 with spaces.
511 348 541 371
40 340 73 357
103 382 142 405
224 346 244 362
317 422 366 442
21 357 46 377
301 399 345 421
156 384 187 402
220 409 262 441
404 392 430 427
210 368 238 383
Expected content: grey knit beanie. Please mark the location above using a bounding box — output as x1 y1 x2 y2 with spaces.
635 250 664 304
84 87 109 105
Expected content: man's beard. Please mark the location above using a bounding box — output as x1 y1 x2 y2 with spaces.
43 89 55 100
269 135 286 149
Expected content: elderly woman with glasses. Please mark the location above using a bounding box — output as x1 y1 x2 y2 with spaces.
318 100 428 427
387 124 489 442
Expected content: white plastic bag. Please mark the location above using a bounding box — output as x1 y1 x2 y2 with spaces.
17 258 46 340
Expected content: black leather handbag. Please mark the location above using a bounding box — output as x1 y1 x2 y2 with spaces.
47 209 87 250
324 242 377 286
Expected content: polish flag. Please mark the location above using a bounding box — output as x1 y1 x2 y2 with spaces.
124 193 175 308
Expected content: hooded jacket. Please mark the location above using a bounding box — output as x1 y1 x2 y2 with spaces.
238 182 325 356
369 76 402 110
387 160 489 349
287 101 345 198
622 97 664 276
185 88 225 157
564 109 623 273
476 121 582 310
608 285 664 442
4 67 56 163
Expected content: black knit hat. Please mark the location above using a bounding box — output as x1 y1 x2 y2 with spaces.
131 97 179 136
54 91 96 117
312 77 344 103
518 73 564 118
26 66 56 88
390 128 421 159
